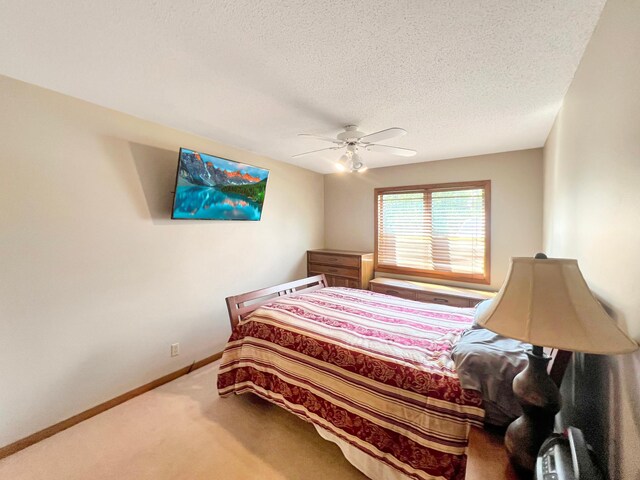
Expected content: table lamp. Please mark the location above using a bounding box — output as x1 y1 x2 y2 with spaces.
476 253 638 471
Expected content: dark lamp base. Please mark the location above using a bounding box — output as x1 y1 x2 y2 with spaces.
505 347 562 471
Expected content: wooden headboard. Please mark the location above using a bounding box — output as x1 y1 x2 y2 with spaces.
225 274 328 329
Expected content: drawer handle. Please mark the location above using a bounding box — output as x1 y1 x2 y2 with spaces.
327 257 339 262
385 289 401 295
327 268 338 273
432 297 449 304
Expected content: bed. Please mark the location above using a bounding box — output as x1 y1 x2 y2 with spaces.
216 275 569 480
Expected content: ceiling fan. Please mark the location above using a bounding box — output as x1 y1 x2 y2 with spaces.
293 125 417 172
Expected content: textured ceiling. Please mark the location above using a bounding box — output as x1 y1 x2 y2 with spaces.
0 1 605 173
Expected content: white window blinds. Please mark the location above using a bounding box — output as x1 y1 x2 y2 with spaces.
375 181 490 283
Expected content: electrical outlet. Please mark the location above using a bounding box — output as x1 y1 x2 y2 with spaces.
171 343 180 357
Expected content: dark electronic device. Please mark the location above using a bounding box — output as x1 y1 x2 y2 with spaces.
535 427 605 480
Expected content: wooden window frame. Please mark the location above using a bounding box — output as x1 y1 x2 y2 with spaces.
374 180 491 285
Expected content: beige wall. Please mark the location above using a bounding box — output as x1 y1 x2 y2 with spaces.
542 0 640 478
325 149 543 291
0 75 324 447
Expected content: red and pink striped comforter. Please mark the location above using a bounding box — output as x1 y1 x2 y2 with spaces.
217 287 484 480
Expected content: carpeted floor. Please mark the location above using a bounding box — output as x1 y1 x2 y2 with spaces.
0 361 367 480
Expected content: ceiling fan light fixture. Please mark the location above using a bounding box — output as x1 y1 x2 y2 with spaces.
338 152 351 164
350 160 364 172
349 151 365 172
335 162 346 172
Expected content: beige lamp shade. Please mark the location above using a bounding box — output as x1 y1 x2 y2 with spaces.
476 257 638 354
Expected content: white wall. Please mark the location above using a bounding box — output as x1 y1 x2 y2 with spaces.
0 75 324 447
324 149 543 291
542 0 640 478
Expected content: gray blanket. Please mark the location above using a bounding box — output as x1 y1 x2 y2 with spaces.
452 326 530 426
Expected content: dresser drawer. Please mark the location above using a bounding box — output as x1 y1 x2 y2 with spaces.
326 275 360 288
416 292 471 308
370 278 495 308
308 252 360 267
310 264 360 279
371 284 417 301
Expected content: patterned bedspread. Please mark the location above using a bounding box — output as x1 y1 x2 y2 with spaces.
217 287 484 480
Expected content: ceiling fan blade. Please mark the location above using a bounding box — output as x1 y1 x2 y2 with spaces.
298 133 344 145
365 144 417 157
358 127 406 144
291 146 342 158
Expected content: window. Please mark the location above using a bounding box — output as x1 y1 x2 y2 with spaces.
375 180 490 284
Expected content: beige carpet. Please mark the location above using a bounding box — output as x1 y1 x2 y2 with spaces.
0 362 367 480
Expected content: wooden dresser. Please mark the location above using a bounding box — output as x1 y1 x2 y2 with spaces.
307 249 374 290
370 277 495 307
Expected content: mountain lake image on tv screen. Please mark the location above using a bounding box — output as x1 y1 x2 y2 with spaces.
172 148 269 220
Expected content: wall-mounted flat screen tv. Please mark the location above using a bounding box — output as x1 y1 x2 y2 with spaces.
171 148 270 220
